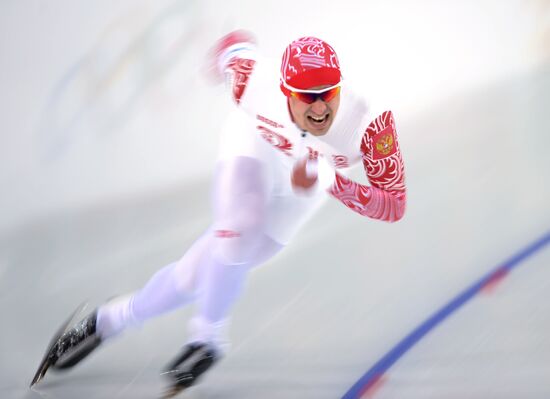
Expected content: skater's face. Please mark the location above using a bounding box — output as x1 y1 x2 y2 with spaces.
288 85 341 136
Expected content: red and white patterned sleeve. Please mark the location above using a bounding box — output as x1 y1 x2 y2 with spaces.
225 58 257 105
208 30 258 105
328 110 406 222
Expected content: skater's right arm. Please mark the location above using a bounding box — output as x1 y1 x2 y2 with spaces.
207 30 258 105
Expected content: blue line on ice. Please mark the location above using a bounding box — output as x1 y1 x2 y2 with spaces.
341 231 550 399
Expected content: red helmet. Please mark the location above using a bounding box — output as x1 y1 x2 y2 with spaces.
280 37 342 96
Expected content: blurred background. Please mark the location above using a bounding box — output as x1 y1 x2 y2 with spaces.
1 1 549 398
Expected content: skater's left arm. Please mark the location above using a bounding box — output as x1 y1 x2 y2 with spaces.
327 110 407 222
207 30 257 105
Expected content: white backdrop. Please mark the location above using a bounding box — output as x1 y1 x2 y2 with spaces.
1 2 550 398
1 0 548 234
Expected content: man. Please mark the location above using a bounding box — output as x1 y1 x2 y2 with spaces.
31 31 406 396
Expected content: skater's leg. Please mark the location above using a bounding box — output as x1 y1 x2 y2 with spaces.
188 233 283 346
96 231 213 339
203 233 284 323
96 156 274 341
187 156 284 348
158 237 282 397
162 156 283 393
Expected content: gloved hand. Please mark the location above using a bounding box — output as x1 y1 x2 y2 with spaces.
204 30 256 84
291 156 318 195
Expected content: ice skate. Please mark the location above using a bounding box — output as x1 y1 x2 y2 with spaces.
160 343 219 398
30 304 102 387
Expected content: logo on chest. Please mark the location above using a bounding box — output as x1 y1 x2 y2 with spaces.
255 114 294 156
256 125 293 156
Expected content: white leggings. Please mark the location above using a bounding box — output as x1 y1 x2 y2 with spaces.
96 157 285 350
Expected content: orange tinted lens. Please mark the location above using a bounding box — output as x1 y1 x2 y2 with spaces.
319 86 340 102
290 91 317 104
290 87 340 104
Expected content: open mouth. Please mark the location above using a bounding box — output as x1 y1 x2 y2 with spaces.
307 114 330 126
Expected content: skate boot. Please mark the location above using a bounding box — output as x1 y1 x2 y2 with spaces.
161 343 220 398
30 308 102 386
52 310 102 369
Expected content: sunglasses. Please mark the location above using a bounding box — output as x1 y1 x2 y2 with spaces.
285 82 342 104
